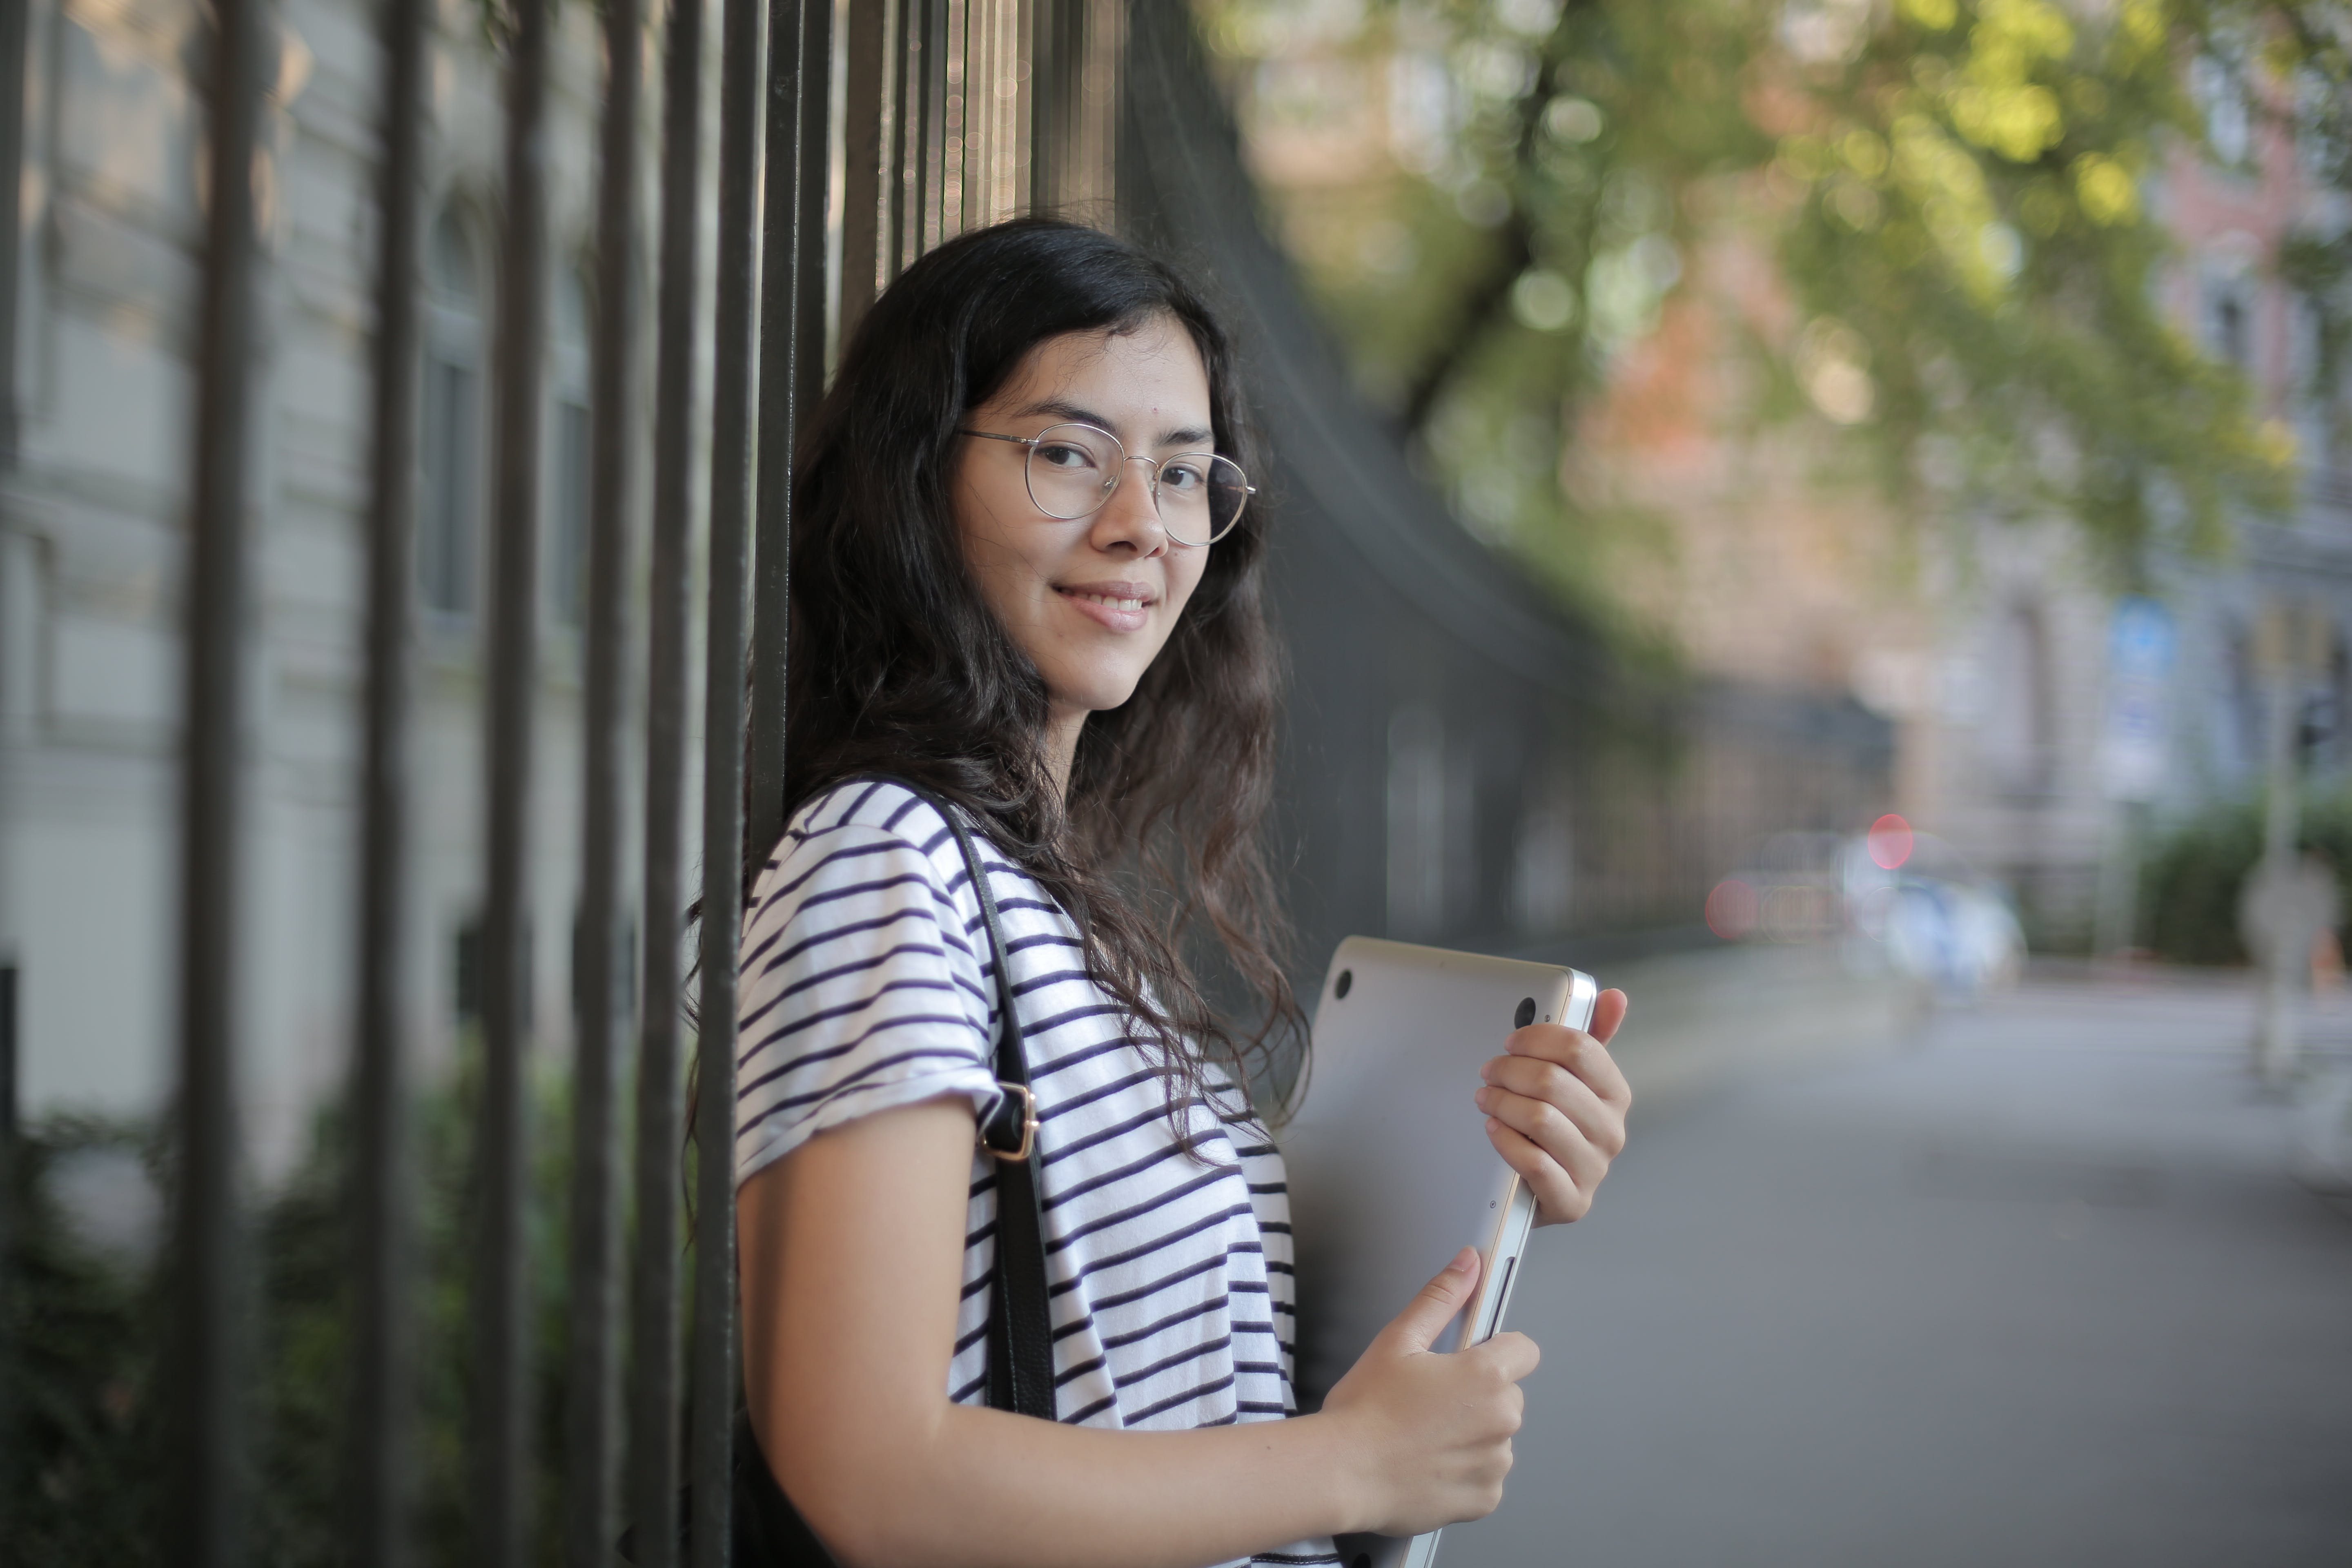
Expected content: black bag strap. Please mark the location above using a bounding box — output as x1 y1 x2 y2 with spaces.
920 788 1057 1422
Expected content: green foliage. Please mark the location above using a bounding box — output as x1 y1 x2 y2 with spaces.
2140 790 2352 964
1201 0 2349 613
2 1118 163 1568
2 1054 632 1566
1766 0 2302 561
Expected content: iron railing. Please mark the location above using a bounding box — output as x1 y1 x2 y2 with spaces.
157 1 1118 1561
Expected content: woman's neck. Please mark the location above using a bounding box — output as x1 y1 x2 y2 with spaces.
1044 704 1087 802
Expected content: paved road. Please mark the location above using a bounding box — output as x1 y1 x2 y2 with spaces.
1447 974 2352 1568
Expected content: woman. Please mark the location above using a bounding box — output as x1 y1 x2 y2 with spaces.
733 218 1632 1568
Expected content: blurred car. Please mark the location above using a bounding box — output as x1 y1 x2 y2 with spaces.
1707 820 2024 1000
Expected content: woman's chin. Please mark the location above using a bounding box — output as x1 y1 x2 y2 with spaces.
1051 677 1146 724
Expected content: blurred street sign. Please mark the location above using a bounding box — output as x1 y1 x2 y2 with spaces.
2102 596 2175 802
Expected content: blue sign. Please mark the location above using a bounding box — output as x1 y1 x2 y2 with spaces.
2103 596 2176 802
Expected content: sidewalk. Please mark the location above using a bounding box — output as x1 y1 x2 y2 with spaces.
1452 972 2352 1568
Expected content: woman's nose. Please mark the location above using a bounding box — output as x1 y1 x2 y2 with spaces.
1088 458 1170 556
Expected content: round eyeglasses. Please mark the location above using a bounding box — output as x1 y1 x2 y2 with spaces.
958 422 1253 547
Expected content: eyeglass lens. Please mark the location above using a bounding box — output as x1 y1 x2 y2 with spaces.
1024 423 1247 545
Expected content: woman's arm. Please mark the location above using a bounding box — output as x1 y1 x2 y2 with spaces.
740 1099 1535 1568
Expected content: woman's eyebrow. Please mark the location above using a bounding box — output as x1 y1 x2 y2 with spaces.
1015 399 1215 450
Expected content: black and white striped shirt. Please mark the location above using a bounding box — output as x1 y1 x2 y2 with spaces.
734 780 1340 1568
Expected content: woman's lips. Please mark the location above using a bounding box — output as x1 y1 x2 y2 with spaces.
1057 583 1155 633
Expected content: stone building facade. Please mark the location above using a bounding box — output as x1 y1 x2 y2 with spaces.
0 0 649 1166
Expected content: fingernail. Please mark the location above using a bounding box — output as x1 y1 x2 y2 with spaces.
1486 1116 1502 1132
1447 1246 1477 1274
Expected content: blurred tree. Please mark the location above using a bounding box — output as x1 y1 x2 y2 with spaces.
1200 0 2350 614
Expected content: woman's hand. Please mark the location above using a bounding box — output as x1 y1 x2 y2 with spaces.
1477 988 1631 1226
1317 1248 1539 1538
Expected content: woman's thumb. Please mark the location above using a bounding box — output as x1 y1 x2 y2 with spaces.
1376 1247 1480 1355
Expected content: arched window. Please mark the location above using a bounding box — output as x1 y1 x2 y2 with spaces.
419 210 484 618
2190 51 2253 170
2207 283 2252 374
548 265 593 628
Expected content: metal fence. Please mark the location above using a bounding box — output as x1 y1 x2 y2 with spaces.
154 0 1118 1562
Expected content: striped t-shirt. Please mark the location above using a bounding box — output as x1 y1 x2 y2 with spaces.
734 780 1340 1568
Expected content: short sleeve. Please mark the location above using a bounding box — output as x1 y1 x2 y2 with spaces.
732 800 1004 1189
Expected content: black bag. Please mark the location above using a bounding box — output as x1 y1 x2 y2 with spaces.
629 783 1055 1566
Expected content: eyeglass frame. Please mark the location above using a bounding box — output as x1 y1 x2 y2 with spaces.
956 423 1255 547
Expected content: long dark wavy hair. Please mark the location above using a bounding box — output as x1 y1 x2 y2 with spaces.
767 217 1305 1131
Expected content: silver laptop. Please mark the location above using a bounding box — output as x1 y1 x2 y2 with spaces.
1283 937 1597 1568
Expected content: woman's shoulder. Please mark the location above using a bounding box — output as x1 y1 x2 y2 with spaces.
755 779 965 899
738 782 988 957
791 776 962 849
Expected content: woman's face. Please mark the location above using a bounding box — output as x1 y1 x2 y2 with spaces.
952 316 1217 746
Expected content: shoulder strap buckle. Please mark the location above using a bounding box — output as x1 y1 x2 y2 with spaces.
982 1081 1037 1162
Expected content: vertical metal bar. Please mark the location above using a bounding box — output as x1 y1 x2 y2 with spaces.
1028 0 1055 213
172 0 265 1557
629 0 706 1556
351 0 427 1557
472 0 552 1556
884 0 910 281
946 0 969 238
564 0 644 1552
838 0 885 341
694 0 768 1542
744 0 808 871
0 961 16 1541
991 0 1013 221
1058 0 1078 208
1086 0 1118 208
924 0 948 250
0 0 31 464
792 0 833 423
0 0 31 1519
964 0 987 227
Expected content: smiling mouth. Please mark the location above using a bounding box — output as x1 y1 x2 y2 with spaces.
1058 586 1155 611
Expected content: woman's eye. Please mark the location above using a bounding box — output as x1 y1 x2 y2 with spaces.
1161 460 1206 492
1036 443 1097 471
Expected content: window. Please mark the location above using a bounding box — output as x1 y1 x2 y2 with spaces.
1982 603 2054 794
2207 279 2253 374
420 211 484 618
2225 626 2263 776
548 267 593 628
2190 52 2253 171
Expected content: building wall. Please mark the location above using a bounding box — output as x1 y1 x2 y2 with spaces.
0 0 649 1172
1917 72 2352 948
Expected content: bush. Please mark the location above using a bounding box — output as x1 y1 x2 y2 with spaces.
2 1056 627 1566
1 1117 162 1567
2140 791 2352 966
